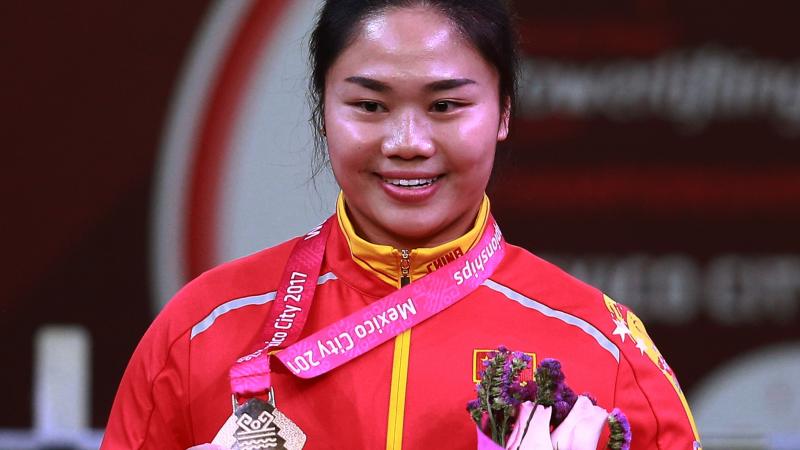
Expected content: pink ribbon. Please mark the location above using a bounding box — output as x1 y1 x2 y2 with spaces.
231 215 505 397
277 219 505 378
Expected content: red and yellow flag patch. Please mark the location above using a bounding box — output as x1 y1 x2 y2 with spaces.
472 349 536 384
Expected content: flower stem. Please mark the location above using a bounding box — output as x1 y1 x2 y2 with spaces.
516 402 538 450
484 387 498 440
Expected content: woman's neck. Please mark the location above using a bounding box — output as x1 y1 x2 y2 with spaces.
343 202 484 251
336 194 491 287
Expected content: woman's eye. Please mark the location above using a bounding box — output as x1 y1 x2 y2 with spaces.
357 101 385 113
431 101 458 113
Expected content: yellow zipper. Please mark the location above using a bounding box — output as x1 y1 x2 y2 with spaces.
386 250 412 449
399 249 411 287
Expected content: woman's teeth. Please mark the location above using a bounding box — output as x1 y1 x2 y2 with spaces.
384 177 439 188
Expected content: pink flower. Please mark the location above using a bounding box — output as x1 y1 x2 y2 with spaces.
504 401 553 450
476 424 505 450
476 401 554 450
550 395 608 449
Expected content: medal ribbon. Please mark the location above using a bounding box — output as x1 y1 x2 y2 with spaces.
230 219 333 397
231 215 505 397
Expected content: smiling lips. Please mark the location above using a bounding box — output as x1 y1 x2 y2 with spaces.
382 176 440 188
378 173 443 202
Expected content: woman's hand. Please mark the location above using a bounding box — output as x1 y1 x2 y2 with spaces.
187 445 229 450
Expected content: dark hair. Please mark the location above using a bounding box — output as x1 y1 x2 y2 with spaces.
308 0 519 173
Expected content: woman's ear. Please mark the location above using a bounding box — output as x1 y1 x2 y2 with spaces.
497 96 511 142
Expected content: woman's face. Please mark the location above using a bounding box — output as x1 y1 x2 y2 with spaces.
324 7 509 249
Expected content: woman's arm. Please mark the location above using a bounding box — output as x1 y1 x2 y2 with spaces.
101 313 194 449
612 308 701 449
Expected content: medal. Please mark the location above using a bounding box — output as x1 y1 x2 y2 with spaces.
233 397 306 450
214 391 306 450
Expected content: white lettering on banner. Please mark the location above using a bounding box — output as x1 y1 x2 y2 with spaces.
285 350 320 373
237 348 263 363
273 304 301 330
283 272 307 303
286 298 418 374
303 223 324 240
553 253 800 325
396 299 417 319
317 332 356 358
264 271 310 347
454 224 503 286
520 47 800 132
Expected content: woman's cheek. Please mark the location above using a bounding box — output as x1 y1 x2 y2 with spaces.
450 124 497 169
456 113 500 145
330 120 382 155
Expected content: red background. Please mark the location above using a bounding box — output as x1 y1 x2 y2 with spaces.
1 1 211 427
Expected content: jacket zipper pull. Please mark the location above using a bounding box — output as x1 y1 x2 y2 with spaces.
400 249 411 287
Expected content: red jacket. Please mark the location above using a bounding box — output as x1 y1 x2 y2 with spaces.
103 209 700 449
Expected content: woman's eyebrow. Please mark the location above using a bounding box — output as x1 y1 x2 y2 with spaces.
345 76 390 92
425 78 476 91
343 76 477 93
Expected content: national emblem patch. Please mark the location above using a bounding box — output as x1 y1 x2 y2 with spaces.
472 349 536 383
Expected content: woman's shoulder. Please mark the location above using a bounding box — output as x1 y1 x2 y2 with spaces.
156 237 304 331
493 243 602 303
488 243 624 332
192 237 302 292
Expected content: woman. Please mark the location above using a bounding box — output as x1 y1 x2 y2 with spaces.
102 1 701 449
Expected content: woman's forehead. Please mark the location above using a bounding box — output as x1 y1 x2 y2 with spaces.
359 7 457 53
329 7 497 87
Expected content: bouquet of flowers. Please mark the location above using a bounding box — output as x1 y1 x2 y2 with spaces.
467 346 631 450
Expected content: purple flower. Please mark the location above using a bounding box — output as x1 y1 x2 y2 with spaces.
522 380 538 401
553 399 571 424
534 358 565 407
507 380 533 406
551 385 578 426
467 346 538 446
511 351 533 366
607 408 632 450
538 359 566 387
560 385 577 406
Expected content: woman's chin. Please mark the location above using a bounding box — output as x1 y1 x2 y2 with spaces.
375 213 466 249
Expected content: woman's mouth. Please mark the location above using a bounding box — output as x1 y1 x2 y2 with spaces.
382 176 440 189
378 174 443 203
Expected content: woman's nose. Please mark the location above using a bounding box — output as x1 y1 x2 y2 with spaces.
381 110 435 159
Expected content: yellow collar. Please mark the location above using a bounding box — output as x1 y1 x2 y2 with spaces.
336 192 490 288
